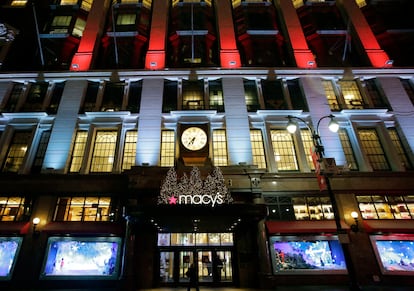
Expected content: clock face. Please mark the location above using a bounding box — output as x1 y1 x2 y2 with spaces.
181 127 208 151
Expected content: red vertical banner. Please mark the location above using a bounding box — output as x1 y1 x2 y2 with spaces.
310 147 327 191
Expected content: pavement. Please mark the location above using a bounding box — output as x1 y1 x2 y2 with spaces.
141 287 414 291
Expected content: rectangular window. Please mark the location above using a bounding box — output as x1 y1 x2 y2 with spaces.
357 128 389 171
261 79 287 110
160 130 175 167
357 195 414 220
338 129 358 170
0 197 26 221
100 82 125 112
338 80 364 109
270 129 298 171
54 196 113 222
322 80 340 111
72 17 86 37
163 80 178 113
2 131 31 173
250 129 266 169
388 128 412 170
364 78 390 110
182 80 204 110
127 80 142 113
122 130 137 171
47 82 65 114
244 80 260 112
21 82 49 112
290 196 334 221
69 131 88 173
90 130 118 173
117 14 136 26
208 80 224 112
4 83 24 112
287 79 308 111
212 129 228 166
32 130 51 173
400 79 414 106
300 130 315 170
80 81 99 113
50 16 71 34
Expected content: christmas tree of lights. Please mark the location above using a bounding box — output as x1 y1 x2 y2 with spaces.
158 167 232 205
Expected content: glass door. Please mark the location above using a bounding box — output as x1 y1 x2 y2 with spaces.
160 251 174 283
197 251 213 283
179 251 194 283
215 250 232 282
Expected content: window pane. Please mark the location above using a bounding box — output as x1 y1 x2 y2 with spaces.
358 129 389 171
322 80 340 111
270 129 298 171
338 80 364 109
122 130 137 171
388 128 412 170
2 131 31 173
182 80 204 110
90 131 118 172
338 129 358 170
212 130 228 166
69 131 88 173
0 197 26 221
300 130 315 170
250 129 266 169
160 131 175 167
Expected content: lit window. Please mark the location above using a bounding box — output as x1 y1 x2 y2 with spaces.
338 129 358 171
2 131 31 173
80 0 93 11
357 128 390 171
0 197 26 221
212 130 228 166
117 14 136 26
69 131 88 173
338 80 365 109
10 0 27 6
250 129 266 169
270 129 298 171
322 80 340 111
54 196 113 222
72 18 86 37
50 16 71 34
300 130 315 170
357 195 413 220
60 0 78 5
182 80 204 110
388 128 412 170
160 130 175 167
90 131 118 173
122 130 137 171
208 80 224 112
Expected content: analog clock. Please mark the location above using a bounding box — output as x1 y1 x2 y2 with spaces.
181 127 208 151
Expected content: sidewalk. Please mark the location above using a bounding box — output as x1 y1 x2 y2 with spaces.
141 286 414 291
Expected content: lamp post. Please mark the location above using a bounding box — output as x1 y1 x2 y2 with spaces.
286 115 361 291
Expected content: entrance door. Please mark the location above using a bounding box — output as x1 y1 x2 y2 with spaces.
178 251 194 283
159 250 233 285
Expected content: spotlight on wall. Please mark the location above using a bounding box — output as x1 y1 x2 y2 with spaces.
32 217 40 235
350 211 359 232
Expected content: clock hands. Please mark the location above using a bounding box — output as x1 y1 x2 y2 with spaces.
187 137 196 146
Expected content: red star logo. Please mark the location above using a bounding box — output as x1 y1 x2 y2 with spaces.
169 196 177 205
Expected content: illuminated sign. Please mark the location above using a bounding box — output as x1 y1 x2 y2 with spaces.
158 167 232 207
168 193 224 207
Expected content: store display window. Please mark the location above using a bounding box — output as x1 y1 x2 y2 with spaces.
370 234 414 275
0 237 22 280
40 236 122 280
269 235 347 274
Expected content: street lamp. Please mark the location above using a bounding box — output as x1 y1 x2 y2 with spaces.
286 114 361 291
